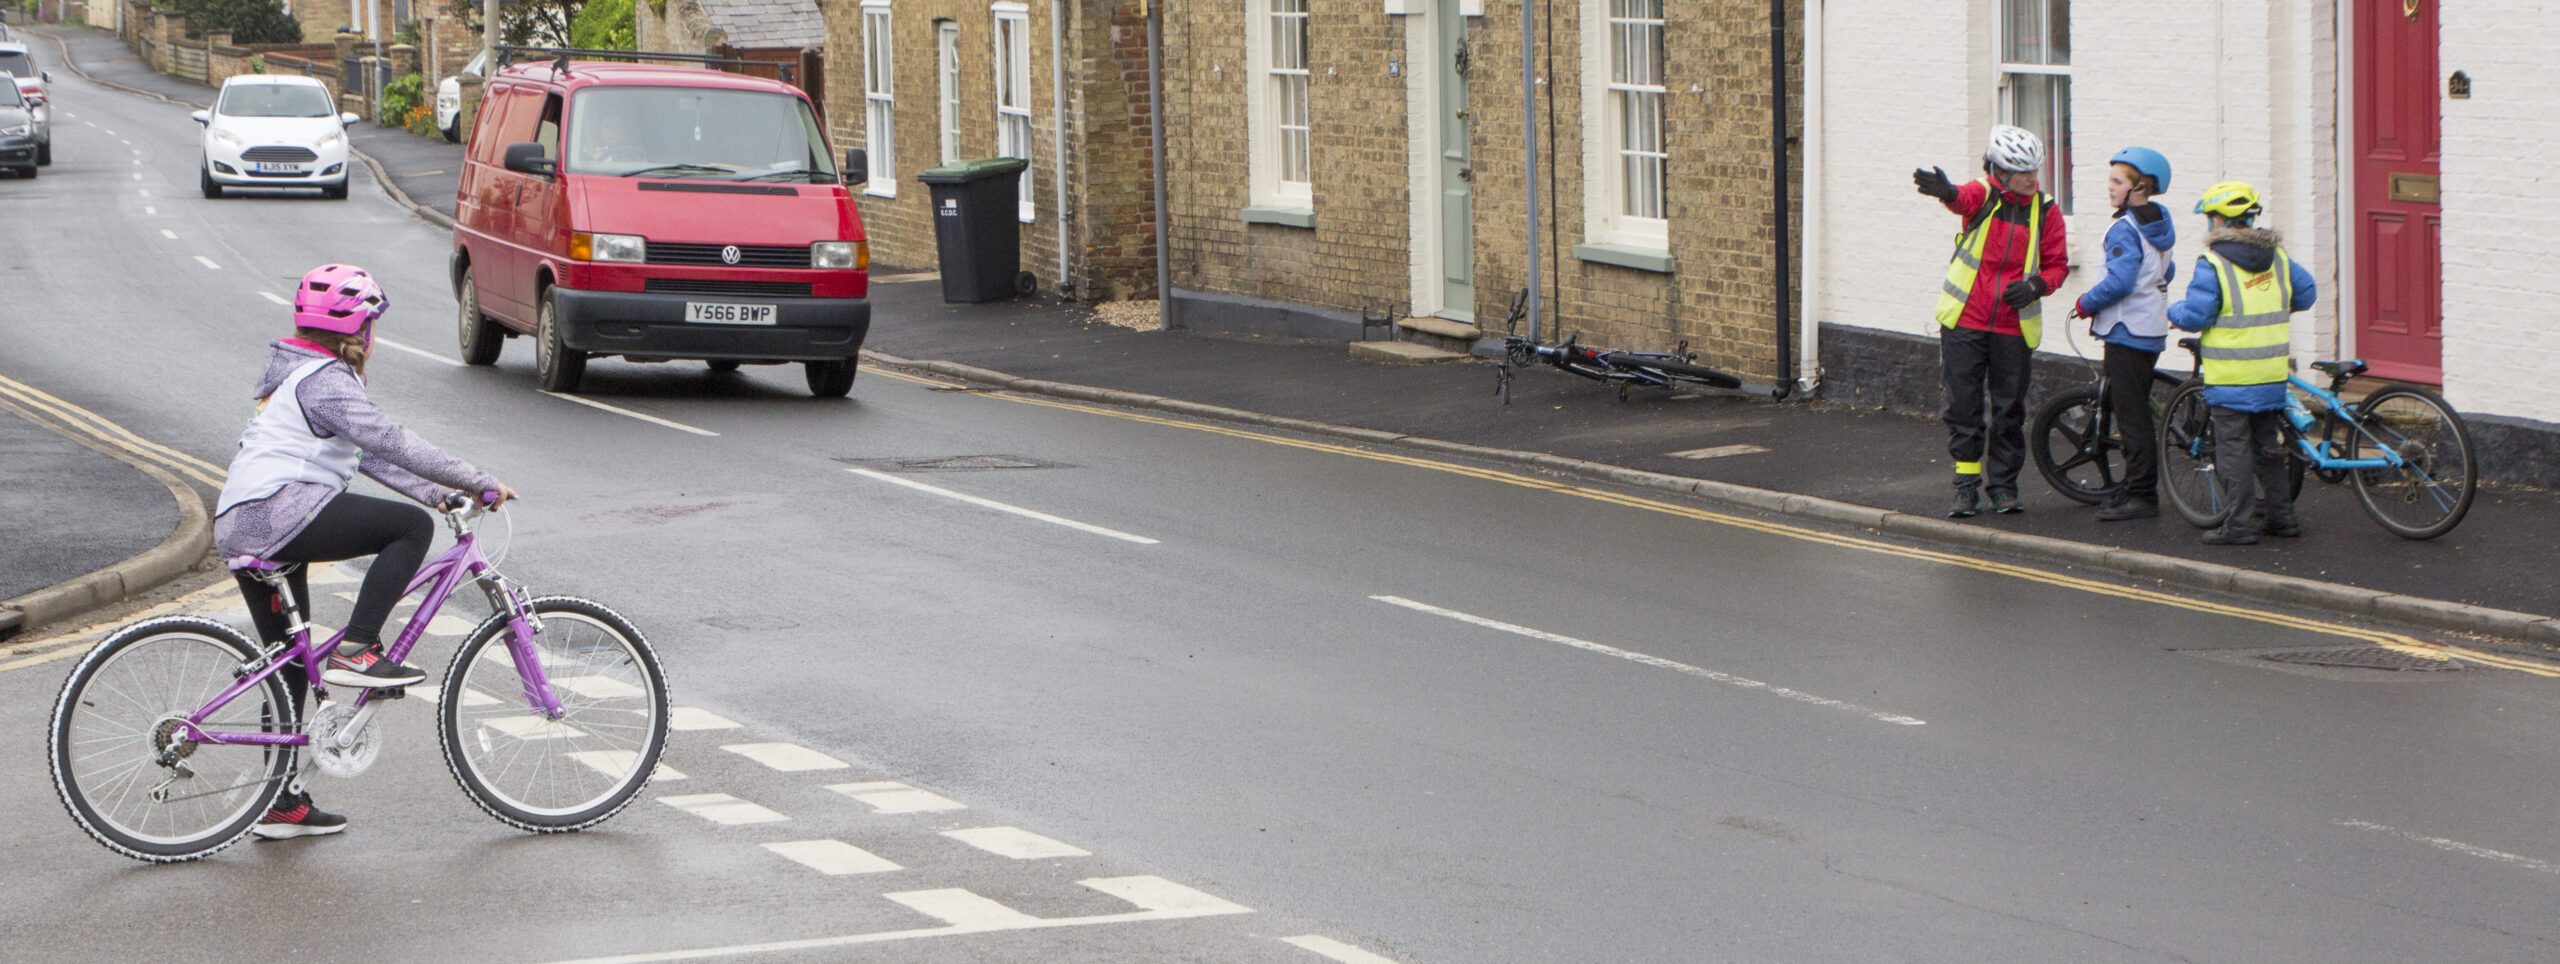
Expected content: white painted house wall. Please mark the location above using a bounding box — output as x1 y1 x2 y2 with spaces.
1819 0 2553 429
2439 2 2560 423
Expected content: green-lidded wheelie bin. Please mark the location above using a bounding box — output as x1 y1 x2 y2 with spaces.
917 157 1031 303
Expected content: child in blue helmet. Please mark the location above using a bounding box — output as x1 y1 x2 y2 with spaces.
2067 147 2178 521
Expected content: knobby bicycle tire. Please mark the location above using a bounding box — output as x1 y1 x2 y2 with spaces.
51 617 295 863
2345 385 2477 540
440 596 669 833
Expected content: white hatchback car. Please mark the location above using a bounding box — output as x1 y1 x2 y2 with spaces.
194 75 361 199
434 49 485 143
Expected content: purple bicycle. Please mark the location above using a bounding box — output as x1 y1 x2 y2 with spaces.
47 496 670 862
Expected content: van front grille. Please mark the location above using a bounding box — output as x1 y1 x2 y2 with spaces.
649 243 810 268
643 278 813 298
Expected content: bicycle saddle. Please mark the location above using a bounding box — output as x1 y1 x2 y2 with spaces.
2177 337 2202 353
224 555 295 573
2308 359 2368 377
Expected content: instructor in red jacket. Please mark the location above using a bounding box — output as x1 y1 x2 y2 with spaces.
1913 125 2069 517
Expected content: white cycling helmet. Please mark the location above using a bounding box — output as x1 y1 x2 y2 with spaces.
1985 125 2045 174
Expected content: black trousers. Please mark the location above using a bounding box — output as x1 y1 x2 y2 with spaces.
2210 406 2296 532
2103 341 2163 501
232 493 436 706
1941 326 2032 493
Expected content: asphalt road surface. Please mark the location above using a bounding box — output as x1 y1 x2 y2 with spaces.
3 58 2558 964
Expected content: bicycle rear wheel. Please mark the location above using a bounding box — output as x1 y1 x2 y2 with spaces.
50 617 294 862
2031 387 2122 505
2157 381 2231 529
440 596 668 832
2346 385 2477 539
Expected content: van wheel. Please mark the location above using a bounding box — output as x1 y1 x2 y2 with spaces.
535 292 586 393
455 265 503 366
706 360 741 373
805 359 855 398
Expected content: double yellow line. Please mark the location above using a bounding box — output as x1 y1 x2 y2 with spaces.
871 366 2557 678
0 373 227 489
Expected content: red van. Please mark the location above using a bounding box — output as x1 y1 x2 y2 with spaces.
450 56 871 397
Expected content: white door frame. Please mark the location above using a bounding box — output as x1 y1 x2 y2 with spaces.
2332 0 2359 362
1405 5 1448 319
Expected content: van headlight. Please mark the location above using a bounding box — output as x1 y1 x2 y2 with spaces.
812 241 866 270
572 232 647 263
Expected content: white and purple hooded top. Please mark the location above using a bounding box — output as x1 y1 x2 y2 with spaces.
212 339 499 559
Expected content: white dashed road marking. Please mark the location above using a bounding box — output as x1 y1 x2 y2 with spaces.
1666 443 1769 460
552 675 644 700
941 826 1091 860
567 750 685 782
478 716 587 741
1371 595 1929 726
721 742 849 772
376 336 466 367
543 391 718 437
1282 935 1403 963
888 888 1043 927
1080 876 1252 915
657 793 788 826
159 229 176 239
827 781 966 814
414 684 499 707
193 255 220 270
260 291 290 305
668 707 740 730
762 840 903 876
847 468 1161 545
2337 819 2560 876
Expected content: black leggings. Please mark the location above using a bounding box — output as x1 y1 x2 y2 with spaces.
233 493 436 704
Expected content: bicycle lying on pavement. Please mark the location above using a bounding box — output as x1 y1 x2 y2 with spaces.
1492 289 1743 404
49 495 670 862
2156 338 2478 539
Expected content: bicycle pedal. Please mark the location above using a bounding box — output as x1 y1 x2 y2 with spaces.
375 687 407 701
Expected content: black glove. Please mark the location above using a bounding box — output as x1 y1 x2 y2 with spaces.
2000 276 2050 309
1912 166 1957 202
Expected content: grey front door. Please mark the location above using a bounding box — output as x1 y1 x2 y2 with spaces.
1437 0 1476 320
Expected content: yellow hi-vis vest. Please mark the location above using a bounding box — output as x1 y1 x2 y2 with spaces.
2199 249 2296 386
1935 182 2046 349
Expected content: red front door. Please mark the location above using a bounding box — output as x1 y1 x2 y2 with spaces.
2352 0 2443 384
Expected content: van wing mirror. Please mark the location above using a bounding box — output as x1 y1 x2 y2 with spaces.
503 142 556 177
844 149 866 187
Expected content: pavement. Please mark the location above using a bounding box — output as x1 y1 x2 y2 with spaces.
0 405 180 602
10 45 2560 961
30 20 2560 633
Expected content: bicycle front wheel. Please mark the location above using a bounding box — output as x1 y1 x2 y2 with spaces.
2031 387 2122 505
50 617 294 862
2347 385 2477 539
439 596 669 832
1627 357 1743 390
2157 381 2231 529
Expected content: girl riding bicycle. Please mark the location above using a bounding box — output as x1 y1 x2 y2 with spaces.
212 264 516 839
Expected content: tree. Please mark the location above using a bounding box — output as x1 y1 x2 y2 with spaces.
175 0 302 45
442 0 582 49
568 0 634 50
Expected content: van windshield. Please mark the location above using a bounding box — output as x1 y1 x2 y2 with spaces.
220 84 335 118
565 86 839 183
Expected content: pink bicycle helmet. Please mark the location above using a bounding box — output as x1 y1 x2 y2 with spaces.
293 264 389 346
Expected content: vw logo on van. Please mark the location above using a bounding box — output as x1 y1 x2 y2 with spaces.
720 245 742 265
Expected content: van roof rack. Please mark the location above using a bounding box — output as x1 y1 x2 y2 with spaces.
496 46 797 84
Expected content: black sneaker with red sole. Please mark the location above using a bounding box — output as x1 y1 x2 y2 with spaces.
252 791 348 840
321 645 428 689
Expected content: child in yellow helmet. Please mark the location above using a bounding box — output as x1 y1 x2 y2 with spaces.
2165 182 2320 545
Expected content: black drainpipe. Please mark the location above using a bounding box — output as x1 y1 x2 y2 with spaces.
1769 0 1795 401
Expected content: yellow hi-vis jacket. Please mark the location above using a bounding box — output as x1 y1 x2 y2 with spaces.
2199 249 2296 386
1935 183 2047 349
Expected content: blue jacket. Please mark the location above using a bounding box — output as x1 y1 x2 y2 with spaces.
2078 202 2177 352
2169 226 2319 412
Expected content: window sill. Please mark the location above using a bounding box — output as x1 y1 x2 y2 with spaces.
1242 205 1316 229
864 185 897 200
1573 242 1675 274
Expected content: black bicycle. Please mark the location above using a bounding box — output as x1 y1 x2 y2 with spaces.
2030 360 2190 504
1496 334 1744 404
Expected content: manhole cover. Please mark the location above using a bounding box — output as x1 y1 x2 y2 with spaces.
2257 647 2464 672
838 455 1054 472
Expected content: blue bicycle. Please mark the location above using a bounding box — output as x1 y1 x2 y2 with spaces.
2157 339 2477 539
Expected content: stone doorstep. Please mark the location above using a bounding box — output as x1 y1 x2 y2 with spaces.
1397 316 1482 341
1348 341 1467 365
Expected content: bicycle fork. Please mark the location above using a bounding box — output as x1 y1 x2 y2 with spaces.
478 572 566 719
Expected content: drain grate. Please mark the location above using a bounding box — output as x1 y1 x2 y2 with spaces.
2257 647 2464 672
838 455 1053 472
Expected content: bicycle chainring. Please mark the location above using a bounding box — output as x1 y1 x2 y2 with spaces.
306 700 382 779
